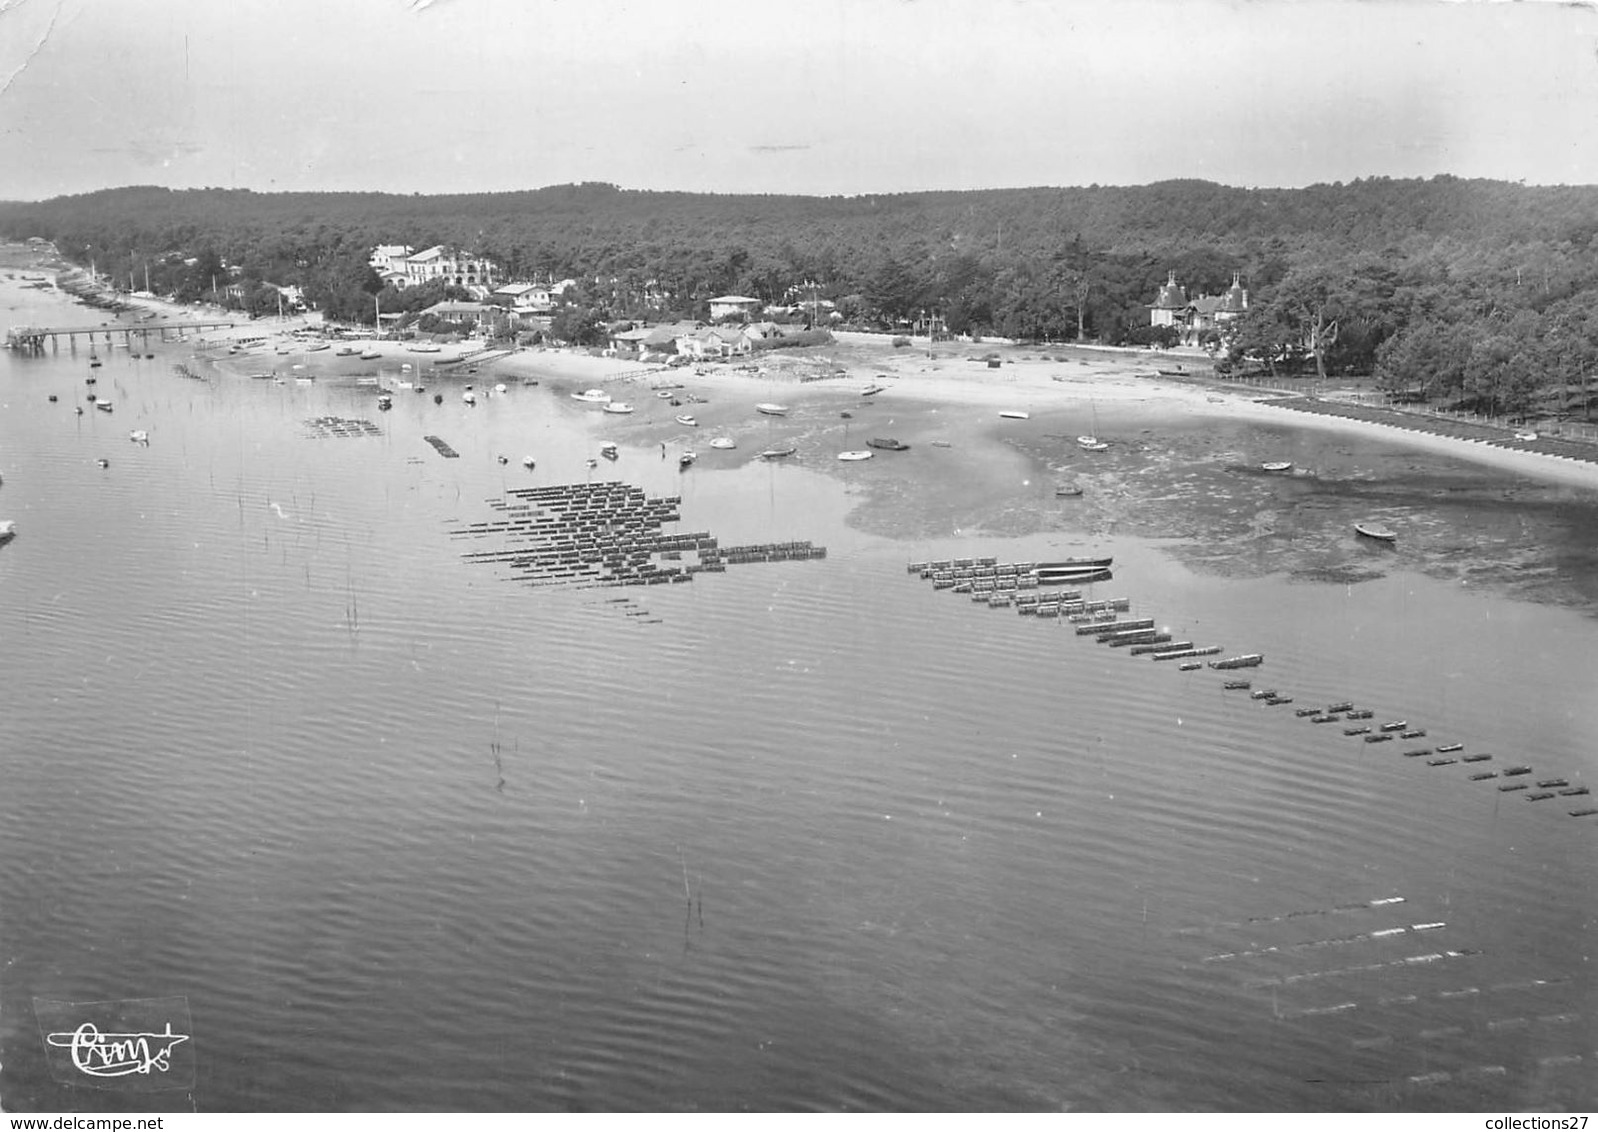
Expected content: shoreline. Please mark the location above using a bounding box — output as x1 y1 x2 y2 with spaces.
9 248 1598 495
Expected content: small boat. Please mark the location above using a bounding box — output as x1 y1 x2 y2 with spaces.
127 429 149 443
1222 680 1251 690
675 414 698 426
377 396 393 410
407 342 442 353
867 438 909 451
462 391 476 405
95 400 113 413
571 389 612 404
1436 743 1464 753
1514 429 1538 441
1078 439 1109 452
1209 654 1264 670
360 350 382 360
1178 662 1201 671
1261 461 1293 473
602 402 634 414
709 437 736 449
336 347 358 356
1055 484 1083 498
599 443 619 460
760 446 797 459
1355 522 1398 542
756 403 789 416
0 520 16 543
522 456 536 469
1036 556 1113 572
837 450 874 461
678 451 697 468
304 341 330 352
861 384 887 397
999 411 1030 420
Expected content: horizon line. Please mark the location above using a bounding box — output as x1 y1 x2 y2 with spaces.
0 172 1587 206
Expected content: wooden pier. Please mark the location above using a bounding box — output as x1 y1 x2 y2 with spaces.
5 319 238 352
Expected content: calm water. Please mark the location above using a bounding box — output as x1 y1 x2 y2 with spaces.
2 282 1596 1112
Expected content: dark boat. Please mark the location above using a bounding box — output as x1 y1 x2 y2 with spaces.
1055 484 1083 498
867 438 910 451
1436 743 1464 753
1209 654 1264 670
1036 556 1113 573
1222 680 1251 690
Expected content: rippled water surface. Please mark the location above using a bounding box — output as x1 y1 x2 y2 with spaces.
2 284 1596 1111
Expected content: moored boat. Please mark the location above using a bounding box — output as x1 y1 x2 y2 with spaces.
1261 461 1293 473
709 437 736 449
360 349 382 360
572 388 612 404
603 401 634 414
675 414 697 426
1055 484 1083 497
837 450 874 461
1209 653 1264 670
756 403 789 416
599 443 619 460
1355 522 1398 542
999 410 1030 420
866 437 909 451
760 446 797 459
0 519 15 544
678 451 697 468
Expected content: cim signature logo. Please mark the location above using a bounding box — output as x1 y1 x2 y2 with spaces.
45 1020 190 1078
34 997 195 1091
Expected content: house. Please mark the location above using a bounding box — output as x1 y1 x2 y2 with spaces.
676 326 753 359
491 282 554 313
1148 272 1249 345
369 245 414 275
708 295 762 321
1149 272 1188 329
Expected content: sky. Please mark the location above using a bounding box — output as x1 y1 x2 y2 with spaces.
0 0 1595 200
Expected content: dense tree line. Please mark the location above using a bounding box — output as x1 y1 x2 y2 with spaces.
4 177 1598 416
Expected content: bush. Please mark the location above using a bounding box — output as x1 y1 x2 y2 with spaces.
892 336 911 347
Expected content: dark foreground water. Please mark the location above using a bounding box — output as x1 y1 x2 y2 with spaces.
1 283 1595 1112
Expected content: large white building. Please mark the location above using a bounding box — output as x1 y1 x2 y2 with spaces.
368 244 502 298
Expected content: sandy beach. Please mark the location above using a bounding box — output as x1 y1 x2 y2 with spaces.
17 245 1598 497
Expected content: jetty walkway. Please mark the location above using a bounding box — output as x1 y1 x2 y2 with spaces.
6 319 238 352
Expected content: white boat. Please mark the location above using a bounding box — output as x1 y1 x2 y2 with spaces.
572 388 612 404
837 450 873 461
128 429 149 443
603 402 634 414
360 350 381 360
407 342 441 353
1000 411 1030 420
0 520 15 543
1355 522 1398 542
1078 436 1108 451
756 403 789 416
494 383 507 394
599 442 619 460
305 342 330 352
522 456 536 469
1261 460 1293 472
679 451 697 468
462 391 477 405
675 414 698 426
709 437 736 449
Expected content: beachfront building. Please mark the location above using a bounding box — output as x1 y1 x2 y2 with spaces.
676 326 753 359
1149 272 1249 345
369 244 502 298
708 295 762 322
491 282 555 313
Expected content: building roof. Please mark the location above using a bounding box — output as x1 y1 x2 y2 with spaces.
494 283 538 296
409 246 446 263
708 295 760 305
423 301 489 316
